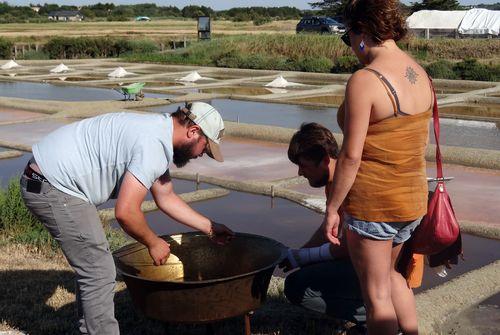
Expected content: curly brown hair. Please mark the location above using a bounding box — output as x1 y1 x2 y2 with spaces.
288 123 339 166
344 0 407 43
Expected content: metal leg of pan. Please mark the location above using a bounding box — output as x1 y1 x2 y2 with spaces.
244 311 254 335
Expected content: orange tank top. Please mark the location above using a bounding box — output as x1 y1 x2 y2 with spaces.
338 68 431 222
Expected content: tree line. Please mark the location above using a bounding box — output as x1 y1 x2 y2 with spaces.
0 3 303 23
0 1 498 24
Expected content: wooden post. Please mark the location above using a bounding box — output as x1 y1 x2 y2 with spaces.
425 28 430 40
183 36 187 48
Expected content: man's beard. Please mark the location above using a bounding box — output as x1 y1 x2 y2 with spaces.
309 171 329 188
173 142 196 168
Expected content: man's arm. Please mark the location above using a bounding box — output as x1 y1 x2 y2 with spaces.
150 173 234 241
302 223 348 259
115 171 170 266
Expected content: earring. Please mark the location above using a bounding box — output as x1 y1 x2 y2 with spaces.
359 40 365 51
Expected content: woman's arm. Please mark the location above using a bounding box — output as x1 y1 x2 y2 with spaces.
324 70 373 244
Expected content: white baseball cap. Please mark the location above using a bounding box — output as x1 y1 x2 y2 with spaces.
183 102 224 162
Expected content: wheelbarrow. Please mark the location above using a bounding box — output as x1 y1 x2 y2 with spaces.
116 82 145 101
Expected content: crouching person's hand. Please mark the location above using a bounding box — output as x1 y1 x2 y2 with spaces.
148 237 171 266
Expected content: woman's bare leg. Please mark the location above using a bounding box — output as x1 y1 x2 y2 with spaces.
391 244 418 334
346 230 399 335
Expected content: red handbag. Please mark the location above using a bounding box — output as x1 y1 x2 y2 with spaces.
410 79 461 255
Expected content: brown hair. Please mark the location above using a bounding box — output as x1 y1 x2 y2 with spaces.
171 103 196 127
344 0 407 43
288 123 339 165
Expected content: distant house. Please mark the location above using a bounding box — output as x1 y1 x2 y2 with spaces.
135 16 151 21
31 6 41 13
48 11 84 22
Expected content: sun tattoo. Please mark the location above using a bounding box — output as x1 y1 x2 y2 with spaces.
405 66 418 84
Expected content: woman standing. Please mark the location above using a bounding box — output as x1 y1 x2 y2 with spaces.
324 1 432 334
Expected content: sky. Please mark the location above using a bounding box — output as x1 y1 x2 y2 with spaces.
5 0 498 10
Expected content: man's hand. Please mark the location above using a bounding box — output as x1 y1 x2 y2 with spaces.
323 211 341 245
148 237 171 266
208 221 235 245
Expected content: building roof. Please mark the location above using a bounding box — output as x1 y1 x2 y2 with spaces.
48 10 82 17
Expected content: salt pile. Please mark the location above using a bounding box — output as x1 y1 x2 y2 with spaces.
108 67 135 78
264 75 303 88
50 63 70 73
1 60 20 70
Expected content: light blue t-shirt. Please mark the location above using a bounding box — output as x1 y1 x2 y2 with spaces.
33 112 173 205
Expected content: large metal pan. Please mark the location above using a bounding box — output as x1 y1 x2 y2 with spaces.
113 232 287 323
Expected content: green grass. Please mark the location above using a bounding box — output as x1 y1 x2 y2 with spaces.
0 178 130 254
124 34 349 71
123 34 500 80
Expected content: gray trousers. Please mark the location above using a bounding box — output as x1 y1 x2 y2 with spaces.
20 175 119 335
284 259 366 325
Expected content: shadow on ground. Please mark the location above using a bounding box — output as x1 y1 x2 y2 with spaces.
0 270 344 335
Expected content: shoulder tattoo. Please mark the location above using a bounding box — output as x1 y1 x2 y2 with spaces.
405 66 419 85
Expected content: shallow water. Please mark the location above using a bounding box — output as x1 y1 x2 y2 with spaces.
0 81 173 101
146 99 341 132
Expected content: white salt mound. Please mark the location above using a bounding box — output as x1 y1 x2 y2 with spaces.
1 60 20 70
50 63 70 73
178 71 202 82
108 67 135 78
265 75 303 88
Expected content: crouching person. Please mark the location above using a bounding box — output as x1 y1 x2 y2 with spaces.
281 123 366 333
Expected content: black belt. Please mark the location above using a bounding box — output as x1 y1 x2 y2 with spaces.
24 163 48 183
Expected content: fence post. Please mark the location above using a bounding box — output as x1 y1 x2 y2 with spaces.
425 29 430 40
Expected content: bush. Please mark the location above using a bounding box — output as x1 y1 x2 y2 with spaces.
18 50 50 60
253 16 272 26
128 39 159 54
453 58 499 82
44 36 159 59
425 60 458 80
331 55 362 73
0 179 56 250
295 56 333 73
0 37 13 59
0 179 129 253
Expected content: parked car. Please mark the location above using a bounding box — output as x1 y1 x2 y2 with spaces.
296 16 346 34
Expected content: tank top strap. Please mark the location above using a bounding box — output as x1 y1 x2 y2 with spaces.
364 67 404 117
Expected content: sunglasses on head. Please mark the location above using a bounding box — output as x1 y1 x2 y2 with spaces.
341 29 351 47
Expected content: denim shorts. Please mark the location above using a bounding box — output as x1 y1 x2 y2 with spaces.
344 213 422 244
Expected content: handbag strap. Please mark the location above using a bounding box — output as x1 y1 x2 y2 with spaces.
428 76 443 179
